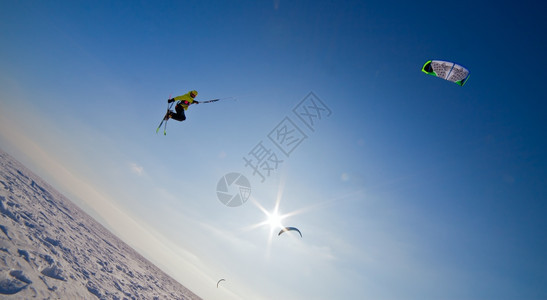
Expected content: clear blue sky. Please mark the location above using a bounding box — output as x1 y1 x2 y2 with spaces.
1 1 546 299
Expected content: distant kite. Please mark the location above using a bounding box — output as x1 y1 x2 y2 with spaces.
278 227 302 238
422 60 470 86
217 279 225 288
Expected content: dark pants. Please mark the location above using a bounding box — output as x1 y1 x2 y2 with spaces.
171 103 186 121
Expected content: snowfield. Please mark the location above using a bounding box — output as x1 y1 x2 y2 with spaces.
0 149 202 299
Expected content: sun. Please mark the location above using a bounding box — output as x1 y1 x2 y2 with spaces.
265 210 284 231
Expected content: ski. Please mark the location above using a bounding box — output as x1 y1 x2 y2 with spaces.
162 110 169 135
156 101 174 135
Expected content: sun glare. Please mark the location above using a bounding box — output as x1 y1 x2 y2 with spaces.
265 211 284 230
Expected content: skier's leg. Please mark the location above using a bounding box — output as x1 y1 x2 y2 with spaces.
171 104 186 121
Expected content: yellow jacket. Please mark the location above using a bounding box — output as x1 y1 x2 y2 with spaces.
174 90 198 110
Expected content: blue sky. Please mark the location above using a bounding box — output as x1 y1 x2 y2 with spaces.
1 1 546 299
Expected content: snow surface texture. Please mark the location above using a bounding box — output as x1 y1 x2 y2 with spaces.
0 149 202 299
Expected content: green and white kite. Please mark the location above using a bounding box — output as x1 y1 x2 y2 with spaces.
422 60 470 86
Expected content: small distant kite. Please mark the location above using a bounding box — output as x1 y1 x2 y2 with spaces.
217 279 226 288
422 60 470 86
278 227 302 238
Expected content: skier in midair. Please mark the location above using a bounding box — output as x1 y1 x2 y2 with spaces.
165 90 200 121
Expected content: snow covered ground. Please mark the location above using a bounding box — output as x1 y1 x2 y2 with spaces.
0 149 202 299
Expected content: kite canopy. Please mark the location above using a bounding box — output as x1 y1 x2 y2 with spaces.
278 227 302 238
217 279 225 288
422 60 470 86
